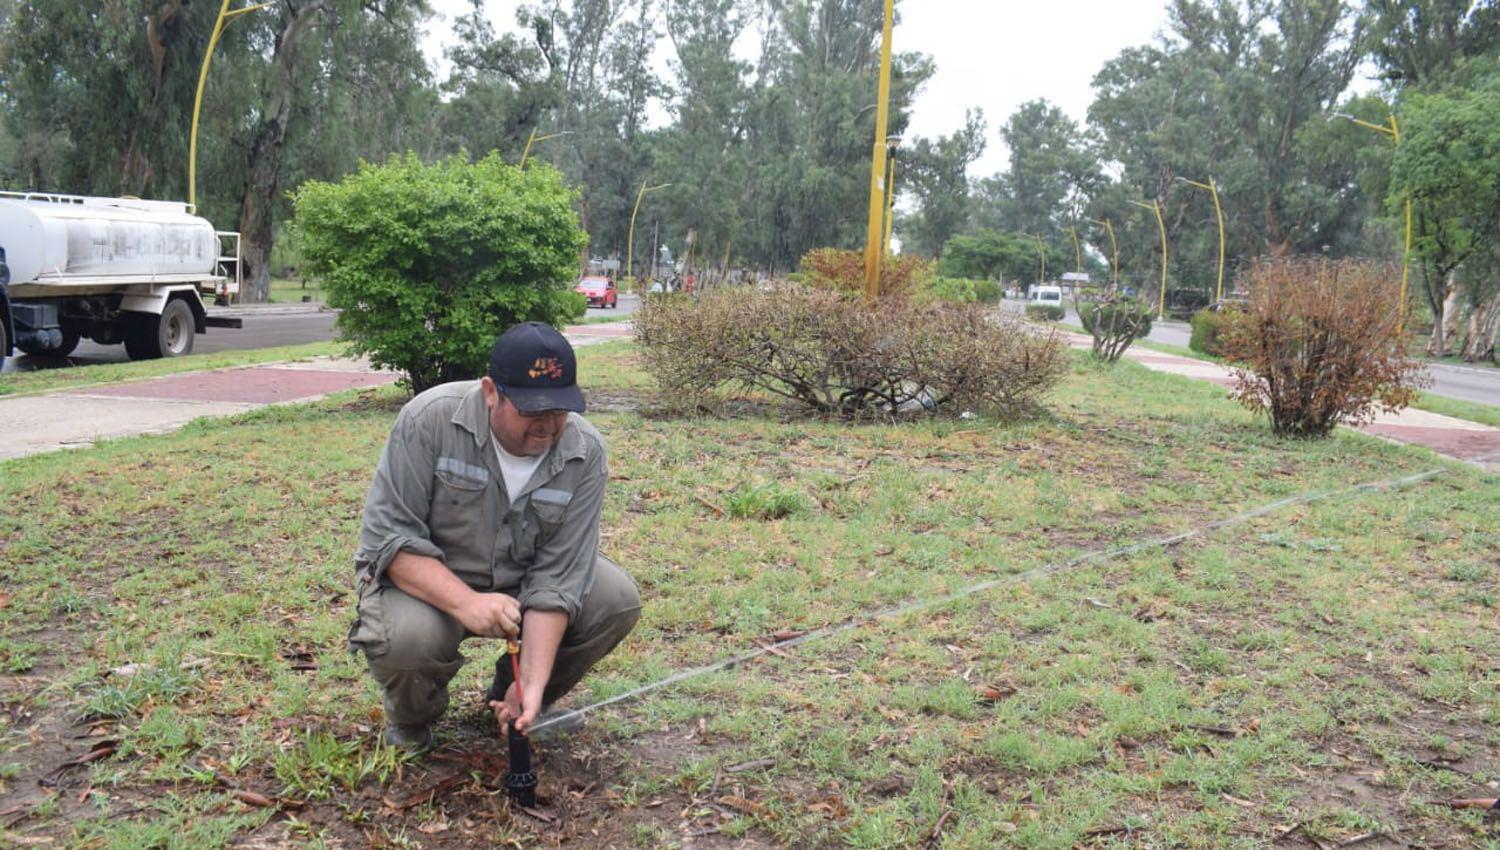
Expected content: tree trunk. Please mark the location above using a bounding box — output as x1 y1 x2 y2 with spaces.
236 0 329 303
1426 283 1460 357
1460 288 1500 363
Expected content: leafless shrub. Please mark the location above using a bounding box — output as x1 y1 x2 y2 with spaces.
1219 257 1426 439
798 247 934 298
1079 296 1154 362
633 285 1068 419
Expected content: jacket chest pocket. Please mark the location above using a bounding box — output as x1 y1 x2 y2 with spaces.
430 470 495 576
509 492 570 563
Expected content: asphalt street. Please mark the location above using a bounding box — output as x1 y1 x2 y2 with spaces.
0 295 641 375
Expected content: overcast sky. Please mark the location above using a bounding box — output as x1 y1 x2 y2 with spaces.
420 0 1179 178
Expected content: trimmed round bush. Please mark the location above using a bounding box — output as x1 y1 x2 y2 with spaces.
1189 309 1223 356
1025 303 1065 322
293 153 587 393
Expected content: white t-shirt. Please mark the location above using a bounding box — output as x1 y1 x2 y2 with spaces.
492 432 547 502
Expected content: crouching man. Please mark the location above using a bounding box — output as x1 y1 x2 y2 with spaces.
349 322 641 751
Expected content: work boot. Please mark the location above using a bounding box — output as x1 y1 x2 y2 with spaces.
383 723 433 753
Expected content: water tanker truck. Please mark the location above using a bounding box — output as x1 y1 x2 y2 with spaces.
0 191 243 369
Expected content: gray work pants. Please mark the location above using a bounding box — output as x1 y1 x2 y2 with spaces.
352 554 641 728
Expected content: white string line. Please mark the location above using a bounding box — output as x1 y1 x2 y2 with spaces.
530 465 1445 734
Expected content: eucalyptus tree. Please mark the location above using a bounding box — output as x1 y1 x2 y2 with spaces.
0 0 436 302
899 108 986 259
1390 73 1500 360
739 0 930 271
654 0 753 278
1366 0 1500 87
1087 0 1372 299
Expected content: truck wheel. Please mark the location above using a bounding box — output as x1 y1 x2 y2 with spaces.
124 299 195 360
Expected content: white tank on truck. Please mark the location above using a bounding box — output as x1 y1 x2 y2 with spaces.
0 192 242 367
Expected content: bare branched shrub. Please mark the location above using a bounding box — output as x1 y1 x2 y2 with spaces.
1219 257 1426 439
633 285 1068 419
1079 296 1153 362
798 248 933 298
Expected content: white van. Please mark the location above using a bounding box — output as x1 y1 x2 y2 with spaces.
1028 285 1063 305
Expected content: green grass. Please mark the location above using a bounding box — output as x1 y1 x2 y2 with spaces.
1 341 1496 848
1412 390 1500 429
0 340 348 398
268 276 324 304
577 309 636 324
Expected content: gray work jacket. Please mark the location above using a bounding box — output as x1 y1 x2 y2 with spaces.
354 380 607 620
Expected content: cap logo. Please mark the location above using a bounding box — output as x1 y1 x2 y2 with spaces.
528 357 564 380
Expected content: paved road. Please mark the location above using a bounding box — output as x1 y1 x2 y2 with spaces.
0 295 641 375
1003 299 1500 408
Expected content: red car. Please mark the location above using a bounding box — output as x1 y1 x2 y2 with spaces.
575 275 618 308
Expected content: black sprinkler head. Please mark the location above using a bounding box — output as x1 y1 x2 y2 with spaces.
505 725 538 808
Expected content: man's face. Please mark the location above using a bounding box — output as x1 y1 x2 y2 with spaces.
482 377 569 457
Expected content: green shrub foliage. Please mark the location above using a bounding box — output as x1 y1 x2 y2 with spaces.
924 277 1003 304
1189 309 1224 356
293 153 587 393
1025 303 1065 322
634 286 1068 419
1079 298 1154 362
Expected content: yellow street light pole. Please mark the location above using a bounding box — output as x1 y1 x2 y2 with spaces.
1066 226 1082 273
189 0 273 213
861 0 896 301
519 129 573 168
1091 218 1118 289
1130 200 1169 320
882 135 901 256
1334 112 1410 333
626 181 672 294
1177 176 1225 303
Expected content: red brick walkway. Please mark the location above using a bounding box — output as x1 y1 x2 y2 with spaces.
75 366 398 404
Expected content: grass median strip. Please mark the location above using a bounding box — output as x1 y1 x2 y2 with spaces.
1 342 1495 848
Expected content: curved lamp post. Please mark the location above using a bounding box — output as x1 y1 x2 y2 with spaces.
882 134 901 256
188 0 273 212
1176 175 1225 304
1130 199 1168 320
1334 111 1411 333
519 129 573 168
626 181 672 293
1091 218 1118 290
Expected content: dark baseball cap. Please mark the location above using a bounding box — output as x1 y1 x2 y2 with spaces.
488 322 585 413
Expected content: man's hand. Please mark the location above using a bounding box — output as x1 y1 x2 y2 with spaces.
489 680 545 734
388 552 520 637
452 592 521 638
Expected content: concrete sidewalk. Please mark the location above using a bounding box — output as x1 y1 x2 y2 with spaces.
1063 331 1500 472
0 322 633 461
